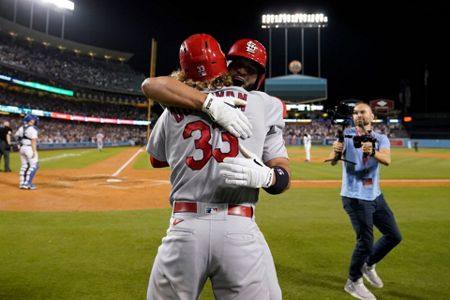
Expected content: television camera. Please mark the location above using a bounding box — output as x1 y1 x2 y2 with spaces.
324 103 372 165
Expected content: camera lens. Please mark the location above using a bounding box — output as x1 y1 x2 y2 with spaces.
353 136 362 148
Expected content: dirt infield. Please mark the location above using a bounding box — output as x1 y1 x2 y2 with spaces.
1 147 450 212
0 148 171 212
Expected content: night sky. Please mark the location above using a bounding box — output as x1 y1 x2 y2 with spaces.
1 0 448 112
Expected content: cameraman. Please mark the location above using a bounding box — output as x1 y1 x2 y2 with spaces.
330 102 402 300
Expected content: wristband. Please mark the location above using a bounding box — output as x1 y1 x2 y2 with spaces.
263 166 289 195
201 93 216 120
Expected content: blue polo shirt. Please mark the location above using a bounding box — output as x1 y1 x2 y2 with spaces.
340 127 390 201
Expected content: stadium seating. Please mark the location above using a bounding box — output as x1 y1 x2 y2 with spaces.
0 33 145 93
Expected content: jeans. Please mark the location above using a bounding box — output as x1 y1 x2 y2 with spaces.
342 194 402 281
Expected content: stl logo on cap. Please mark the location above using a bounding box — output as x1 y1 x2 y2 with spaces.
197 65 207 77
245 41 257 54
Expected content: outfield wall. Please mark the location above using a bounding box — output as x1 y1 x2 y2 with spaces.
405 139 450 148
29 138 450 150
38 141 135 150
285 137 450 148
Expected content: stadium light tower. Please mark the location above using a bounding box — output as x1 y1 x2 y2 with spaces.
261 13 328 77
15 0 74 38
39 0 74 11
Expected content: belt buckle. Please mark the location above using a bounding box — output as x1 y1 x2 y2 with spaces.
199 203 227 220
205 206 220 214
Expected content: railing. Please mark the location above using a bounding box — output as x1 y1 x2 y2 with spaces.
38 141 137 150
284 137 450 148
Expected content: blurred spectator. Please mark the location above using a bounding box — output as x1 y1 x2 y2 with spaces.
283 120 406 142
0 33 145 92
303 133 312 162
0 88 147 120
8 116 147 146
96 131 105 151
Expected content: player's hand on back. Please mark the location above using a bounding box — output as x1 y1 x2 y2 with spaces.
202 93 252 139
219 144 274 188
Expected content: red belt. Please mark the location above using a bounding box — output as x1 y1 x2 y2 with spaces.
173 201 253 218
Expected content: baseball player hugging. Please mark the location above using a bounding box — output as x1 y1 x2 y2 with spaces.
146 34 291 300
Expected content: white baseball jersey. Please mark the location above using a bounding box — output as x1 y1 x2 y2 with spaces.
147 86 287 205
303 134 311 147
96 133 104 142
303 133 311 161
15 125 38 146
96 133 104 150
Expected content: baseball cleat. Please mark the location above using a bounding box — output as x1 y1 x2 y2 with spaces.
19 184 28 189
362 263 383 288
27 184 37 190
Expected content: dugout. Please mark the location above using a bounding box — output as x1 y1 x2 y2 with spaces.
264 74 327 103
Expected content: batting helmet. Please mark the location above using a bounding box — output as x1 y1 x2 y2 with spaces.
227 39 267 90
24 114 39 125
179 33 228 82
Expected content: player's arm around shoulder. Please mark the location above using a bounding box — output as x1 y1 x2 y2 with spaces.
141 76 206 110
142 77 252 139
219 144 290 193
253 93 289 193
265 157 291 192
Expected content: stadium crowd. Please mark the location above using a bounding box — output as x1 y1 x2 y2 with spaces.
1 87 408 148
5 116 147 146
283 120 407 142
0 88 147 120
0 33 145 93
0 30 409 149
0 114 408 150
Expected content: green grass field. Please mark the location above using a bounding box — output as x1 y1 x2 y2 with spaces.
1 146 450 299
7 147 129 170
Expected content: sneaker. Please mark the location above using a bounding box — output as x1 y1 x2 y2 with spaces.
344 278 376 300
362 263 384 288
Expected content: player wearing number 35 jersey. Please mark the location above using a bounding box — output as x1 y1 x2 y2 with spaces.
149 85 286 204
146 34 290 300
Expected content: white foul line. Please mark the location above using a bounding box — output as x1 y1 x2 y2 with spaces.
111 148 144 177
40 150 92 162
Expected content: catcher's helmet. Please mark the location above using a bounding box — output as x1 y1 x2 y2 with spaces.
179 33 228 82
24 114 39 125
227 39 267 90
